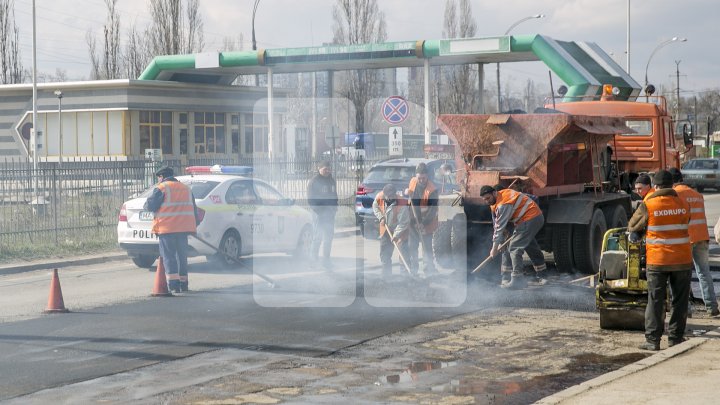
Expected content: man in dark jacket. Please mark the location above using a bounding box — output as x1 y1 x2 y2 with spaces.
307 161 338 269
144 166 198 293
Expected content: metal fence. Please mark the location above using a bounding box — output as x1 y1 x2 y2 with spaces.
0 154 389 254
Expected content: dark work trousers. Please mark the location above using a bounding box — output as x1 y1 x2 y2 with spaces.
159 232 190 290
311 211 336 261
645 269 692 343
407 227 436 274
501 214 546 276
380 231 409 277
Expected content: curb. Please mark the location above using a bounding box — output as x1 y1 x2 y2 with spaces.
536 326 720 404
0 253 130 276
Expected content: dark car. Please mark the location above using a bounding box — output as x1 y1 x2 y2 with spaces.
681 158 720 192
355 157 457 238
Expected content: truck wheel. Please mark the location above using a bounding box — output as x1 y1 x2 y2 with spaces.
573 209 607 274
451 214 467 273
603 205 628 229
552 224 574 273
432 221 453 268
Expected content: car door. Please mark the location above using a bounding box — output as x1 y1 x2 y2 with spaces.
252 181 292 252
224 180 259 254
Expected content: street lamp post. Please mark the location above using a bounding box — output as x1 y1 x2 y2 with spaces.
643 37 687 94
252 0 261 86
54 90 63 167
497 14 544 112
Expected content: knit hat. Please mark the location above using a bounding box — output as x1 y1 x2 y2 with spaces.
634 174 651 186
653 170 673 188
479 185 495 196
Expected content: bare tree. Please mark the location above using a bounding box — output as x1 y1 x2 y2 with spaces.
0 0 22 84
220 34 244 52
147 0 204 56
125 21 149 79
331 0 387 133
440 0 477 114
87 0 123 79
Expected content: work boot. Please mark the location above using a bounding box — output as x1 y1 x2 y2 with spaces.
668 337 687 347
501 274 527 290
500 272 512 286
168 280 181 293
529 270 548 286
710 308 720 317
638 340 660 351
180 282 189 292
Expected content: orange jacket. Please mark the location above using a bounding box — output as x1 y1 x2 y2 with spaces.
491 189 542 225
408 177 438 233
373 192 409 240
642 187 655 201
152 181 197 235
644 191 692 271
673 184 709 243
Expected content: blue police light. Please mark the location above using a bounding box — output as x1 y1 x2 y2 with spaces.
210 165 253 175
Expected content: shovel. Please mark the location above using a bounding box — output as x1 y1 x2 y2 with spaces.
190 234 277 288
470 237 513 274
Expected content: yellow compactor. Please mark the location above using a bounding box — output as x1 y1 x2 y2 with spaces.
596 227 648 330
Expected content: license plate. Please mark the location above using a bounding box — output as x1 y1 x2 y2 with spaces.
139 211 154 221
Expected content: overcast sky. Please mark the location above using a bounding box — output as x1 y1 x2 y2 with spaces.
12 0 719 95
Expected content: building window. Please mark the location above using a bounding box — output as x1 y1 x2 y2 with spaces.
231 114 240 154
244 114 254 154
194 112 226 154
140 111 172 155
179 113 188 155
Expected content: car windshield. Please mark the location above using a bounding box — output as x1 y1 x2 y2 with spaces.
365 166 416 183
684 159 719 170
137 180 220 199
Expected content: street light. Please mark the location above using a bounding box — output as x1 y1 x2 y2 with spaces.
54 90 63 167
251 0 261 86
643 36 687 94
497 14 545 112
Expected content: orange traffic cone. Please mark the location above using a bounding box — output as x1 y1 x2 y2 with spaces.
152 257 173 297
44 268 69 313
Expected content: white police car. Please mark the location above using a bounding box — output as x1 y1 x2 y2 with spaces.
117 165 314 268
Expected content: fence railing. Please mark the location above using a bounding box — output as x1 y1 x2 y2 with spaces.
0 155 390 254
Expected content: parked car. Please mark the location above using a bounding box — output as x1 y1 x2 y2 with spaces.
117 166 314 268
355 158 457 238
681 158 720 192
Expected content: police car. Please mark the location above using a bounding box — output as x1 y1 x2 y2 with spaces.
117 165 314 268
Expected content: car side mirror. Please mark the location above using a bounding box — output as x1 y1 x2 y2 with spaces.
683 123 694 148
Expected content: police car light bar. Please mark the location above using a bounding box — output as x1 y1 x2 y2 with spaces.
185 165 253 176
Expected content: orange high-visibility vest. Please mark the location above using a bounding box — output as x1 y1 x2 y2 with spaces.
645 194 692 268
375 192 408 240
642 187 656 201
674 184 709 243
152 181 197 234
408 177 439 233
491 189 541 225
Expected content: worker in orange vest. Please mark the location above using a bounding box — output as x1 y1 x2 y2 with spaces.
669 168 719 317
406 163 439 277
144 166 198 293
479 185 547 290
633 174 654 200
372 184 410 277
628 170 692 351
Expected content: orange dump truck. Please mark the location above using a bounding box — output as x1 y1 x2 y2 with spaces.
549 89 693 190
432 112 634 275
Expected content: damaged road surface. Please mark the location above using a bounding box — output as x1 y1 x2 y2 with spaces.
6 260 717 405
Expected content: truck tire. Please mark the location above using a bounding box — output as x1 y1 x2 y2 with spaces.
603 205 628 229
573 209 607 274
552 224 574 273
432 220 453 268
132 255 157 269
451 214 467 273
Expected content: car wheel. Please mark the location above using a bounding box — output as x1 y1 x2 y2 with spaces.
132 255 156 268
293 225 313 259
214 230 242 268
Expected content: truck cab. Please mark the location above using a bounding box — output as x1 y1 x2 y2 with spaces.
549 88 691 189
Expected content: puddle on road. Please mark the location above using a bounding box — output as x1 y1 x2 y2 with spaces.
382 352 649 403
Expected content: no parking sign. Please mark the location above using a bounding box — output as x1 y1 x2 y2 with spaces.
382 96 409 125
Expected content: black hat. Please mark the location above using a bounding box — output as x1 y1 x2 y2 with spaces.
382 183 397 197
479 185 496 196
415 162 428 175
634 174 651 186
653 170 673 188
155 166 173 178
318 160 331 169
668 167 683 183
